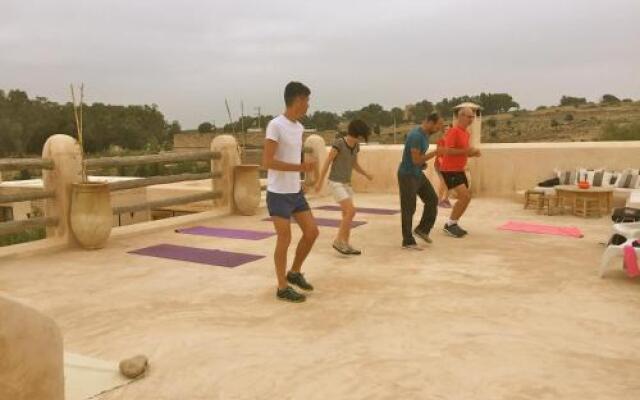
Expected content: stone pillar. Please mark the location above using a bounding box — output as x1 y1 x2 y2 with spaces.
303 134 328 197
0 295 65 400
233 165 261 216
211 135 241 211
42 134 83 244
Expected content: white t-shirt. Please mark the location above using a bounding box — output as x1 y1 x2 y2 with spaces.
265 114 303 194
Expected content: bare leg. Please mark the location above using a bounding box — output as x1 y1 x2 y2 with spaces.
271 217 292 289
450 184 471 221
337 198 356 244
437 175 448 202
290 210 319 273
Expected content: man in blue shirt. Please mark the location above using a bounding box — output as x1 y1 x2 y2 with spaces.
397 113 443 249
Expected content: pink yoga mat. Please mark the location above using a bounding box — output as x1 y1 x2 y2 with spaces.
624 244 640 278
498 220 584 238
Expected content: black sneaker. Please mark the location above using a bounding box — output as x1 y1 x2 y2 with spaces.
287 271 314 291
277 286 306 303
458 225 468 236
402 240 423 251
443 223 465 238
414 228 433 244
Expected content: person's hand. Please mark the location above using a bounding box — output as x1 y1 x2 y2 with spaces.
301 160 316 172
436 147 447 156
366 173 374 181
467 147 479 157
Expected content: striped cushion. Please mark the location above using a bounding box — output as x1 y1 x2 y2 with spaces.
592 169 605 186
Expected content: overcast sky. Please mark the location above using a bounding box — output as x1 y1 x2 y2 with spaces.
1 0 639 128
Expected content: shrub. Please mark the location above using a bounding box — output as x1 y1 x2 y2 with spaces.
486 117 497 128
550 119 559 127
536 105 547 111
0 227 46 247
601 94 620 104
600 122 640 141
564 113 574 122
622 98 633 103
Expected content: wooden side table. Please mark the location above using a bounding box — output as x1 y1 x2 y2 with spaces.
554 185 613 217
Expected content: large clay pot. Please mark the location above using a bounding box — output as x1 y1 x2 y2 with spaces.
233 165 260 216
69 182 112 249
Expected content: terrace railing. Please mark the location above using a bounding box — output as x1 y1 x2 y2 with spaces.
0 158 58 236
84 150 224 216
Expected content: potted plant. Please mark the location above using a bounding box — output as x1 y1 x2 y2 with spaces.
68 84 113 249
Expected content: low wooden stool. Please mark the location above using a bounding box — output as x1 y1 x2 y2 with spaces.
524 190 545 210
575 197 601 218
541 195 563 216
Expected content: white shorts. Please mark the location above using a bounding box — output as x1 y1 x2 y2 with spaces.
328 180 354 202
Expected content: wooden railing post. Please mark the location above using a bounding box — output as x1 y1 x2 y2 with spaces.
211 135 240 211
42 134 82 244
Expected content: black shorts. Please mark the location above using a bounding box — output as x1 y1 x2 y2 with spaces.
266 191 310 219
440 171 468 190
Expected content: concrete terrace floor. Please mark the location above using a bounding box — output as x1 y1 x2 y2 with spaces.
1 195 639 400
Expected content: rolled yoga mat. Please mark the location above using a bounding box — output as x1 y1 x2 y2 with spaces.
129 244 264 268
176 226 276 240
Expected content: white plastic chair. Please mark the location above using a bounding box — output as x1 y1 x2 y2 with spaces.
600 222 640 278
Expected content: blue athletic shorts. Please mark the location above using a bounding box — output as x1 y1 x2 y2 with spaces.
266 191 310 219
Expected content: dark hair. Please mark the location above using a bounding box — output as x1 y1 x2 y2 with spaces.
347 119 370 141
284 81 311 106
425 112 442 123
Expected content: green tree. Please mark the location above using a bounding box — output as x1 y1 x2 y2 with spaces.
391 107 404 124
198 122 213 133
560 96 587 107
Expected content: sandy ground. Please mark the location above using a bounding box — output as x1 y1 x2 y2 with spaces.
1 195 639 400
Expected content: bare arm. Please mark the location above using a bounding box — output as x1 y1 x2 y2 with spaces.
315 148 338 191
262 139 313 172
353 154 372 179
410 148 438 166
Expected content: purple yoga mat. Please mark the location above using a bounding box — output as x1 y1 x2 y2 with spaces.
129 244 264 268
176 226 276 240
314 205 400 215
262 217 367 228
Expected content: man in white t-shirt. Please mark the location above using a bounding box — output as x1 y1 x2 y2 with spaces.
263 81 319 303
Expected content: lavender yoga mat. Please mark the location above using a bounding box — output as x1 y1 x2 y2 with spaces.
262 217 367 228
176 226 275 240
315 205 399 215
129 244 264 268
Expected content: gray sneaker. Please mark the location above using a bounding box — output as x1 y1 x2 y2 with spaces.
443 223 465 238
276 286 306 303
414 228 433 244
345 244 362 255
332 240 351 255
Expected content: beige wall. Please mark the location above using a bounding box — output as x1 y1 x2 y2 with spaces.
474 141 640 197
350 141 640 197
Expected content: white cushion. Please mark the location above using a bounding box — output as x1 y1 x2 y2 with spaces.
628 190 640 208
